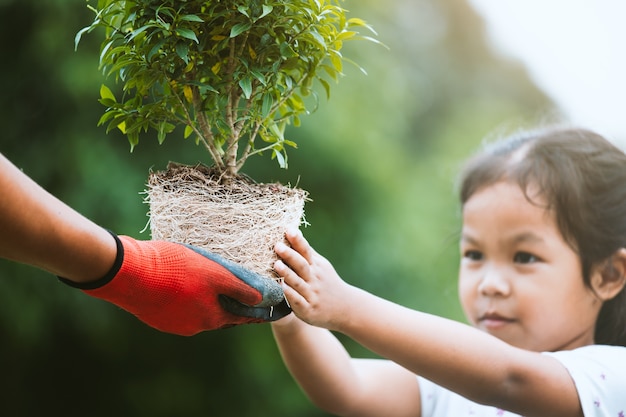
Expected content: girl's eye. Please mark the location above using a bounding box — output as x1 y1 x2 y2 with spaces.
513 252 539 264
464 250 483 261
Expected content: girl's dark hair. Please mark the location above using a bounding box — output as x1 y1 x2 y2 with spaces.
459 126 626 346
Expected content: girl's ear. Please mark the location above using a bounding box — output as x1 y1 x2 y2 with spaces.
591 248 626 301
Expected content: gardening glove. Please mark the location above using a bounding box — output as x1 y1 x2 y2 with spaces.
59 232 291 335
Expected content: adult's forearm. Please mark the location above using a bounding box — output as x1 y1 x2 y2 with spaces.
0 153 116 282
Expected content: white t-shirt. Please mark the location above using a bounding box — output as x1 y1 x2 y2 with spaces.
418 345 626 417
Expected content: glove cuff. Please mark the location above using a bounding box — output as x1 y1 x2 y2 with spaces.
58 230 124 290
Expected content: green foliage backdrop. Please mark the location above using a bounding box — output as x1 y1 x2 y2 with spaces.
0 0 550 415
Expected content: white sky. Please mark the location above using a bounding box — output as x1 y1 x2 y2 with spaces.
468 0 626 145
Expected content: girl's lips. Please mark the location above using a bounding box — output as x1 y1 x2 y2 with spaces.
479 313 515 330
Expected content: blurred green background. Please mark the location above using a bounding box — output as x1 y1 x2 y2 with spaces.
0 0 551 415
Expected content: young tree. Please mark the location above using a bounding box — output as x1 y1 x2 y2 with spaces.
77 0 379 179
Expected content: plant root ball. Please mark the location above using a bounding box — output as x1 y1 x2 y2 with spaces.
146 163 308 281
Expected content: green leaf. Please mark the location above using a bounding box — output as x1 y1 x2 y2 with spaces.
156 122 175 144
185 81 219 94
98 98 117 107
362 36 390 50
74 25 92 51
128 131 139 152
347 17 368 27
260 5 273 19
273 149 287 168
176 42 190 63
100 84 116 102
180 14 204 23
147 38 167 61
308 31 327 49
128 25 153 41
175 28 199 43
99 39 116 66
157 123 167 144
239 78 252 99
157 7 175 21
347 17 378 36
97 111 117 127
269 122 284 140
322 64 339 81
318 78 331 99
284 75 293 90
237 6 250 18
279 42 298 58
184 125 194 138
336 31 356 41
250 70 266 85
230 22 251 38
106 116 127 134
330 50 343 72
261 93 273 117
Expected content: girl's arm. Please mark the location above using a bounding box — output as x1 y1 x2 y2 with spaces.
274 229 582 417
271 313 421 417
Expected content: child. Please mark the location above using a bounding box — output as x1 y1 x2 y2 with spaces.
272 126 626 417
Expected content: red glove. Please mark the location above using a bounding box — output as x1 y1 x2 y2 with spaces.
60 232 290 335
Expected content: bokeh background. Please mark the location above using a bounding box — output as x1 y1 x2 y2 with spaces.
0 0 597 415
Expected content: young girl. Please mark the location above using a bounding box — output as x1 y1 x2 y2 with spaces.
271 127 626 417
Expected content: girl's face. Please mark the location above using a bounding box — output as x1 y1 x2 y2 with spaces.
459 181 602 352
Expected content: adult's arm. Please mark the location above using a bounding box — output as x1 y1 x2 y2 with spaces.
0 152 116 282
0 153 290 334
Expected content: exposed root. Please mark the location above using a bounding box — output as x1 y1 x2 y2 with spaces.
146 163 309 280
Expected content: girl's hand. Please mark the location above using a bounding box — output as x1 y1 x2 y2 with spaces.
274 229 353 330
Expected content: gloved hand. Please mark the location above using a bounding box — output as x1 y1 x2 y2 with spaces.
59 232 291 335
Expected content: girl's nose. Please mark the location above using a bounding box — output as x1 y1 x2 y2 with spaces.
477 267 511 297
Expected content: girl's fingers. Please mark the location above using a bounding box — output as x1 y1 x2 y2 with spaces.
275 242 311 278
274 259 310 297
281 281 308 311
285 228 314 264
